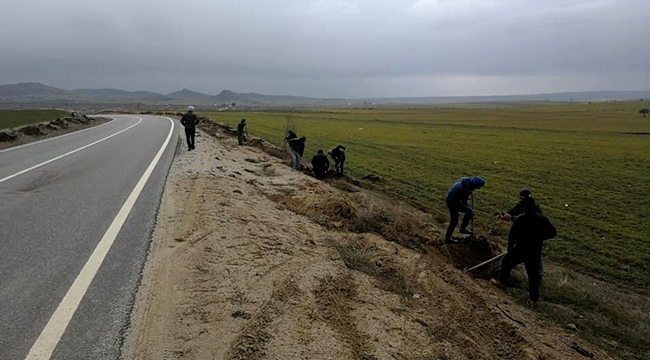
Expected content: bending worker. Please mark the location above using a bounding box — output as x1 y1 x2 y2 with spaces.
444 176 485 244
328 145 346 178
311 150 330 180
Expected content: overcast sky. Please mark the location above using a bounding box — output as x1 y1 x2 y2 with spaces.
1 0 648 97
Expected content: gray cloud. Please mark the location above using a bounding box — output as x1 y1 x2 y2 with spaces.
1 0 648 97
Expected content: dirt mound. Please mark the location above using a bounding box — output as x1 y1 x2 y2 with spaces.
0 114 105 149
123 122 611 360
0 131 18 142
20 125 45 136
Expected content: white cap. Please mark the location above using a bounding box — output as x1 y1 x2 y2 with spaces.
188 106 195 112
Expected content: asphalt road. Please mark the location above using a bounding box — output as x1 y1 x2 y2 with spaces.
0 115 180 360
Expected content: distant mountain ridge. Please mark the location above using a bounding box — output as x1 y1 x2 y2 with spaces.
1 82 649 105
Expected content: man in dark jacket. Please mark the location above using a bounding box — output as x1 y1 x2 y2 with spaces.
180 106 200 151
328 145 346 178
496 187 546 283
444 176 485 243
491 196 557 301
285 130 306 170
237 119 248 146
497 187 542 222
311 150 330 180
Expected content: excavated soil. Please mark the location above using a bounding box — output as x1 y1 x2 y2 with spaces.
122 126 612 360
0 114 110 150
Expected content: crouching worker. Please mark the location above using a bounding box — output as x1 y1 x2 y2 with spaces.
491 196 556 302
311 150 330 180
444 176 485 244
328 145 346 178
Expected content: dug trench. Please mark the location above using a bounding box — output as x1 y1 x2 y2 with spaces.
122 120 611 360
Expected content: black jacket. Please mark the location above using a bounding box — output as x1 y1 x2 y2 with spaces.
507 198 542 222
508 212 557 258
288 137 306 157
311 154 330 172
237 121 246 135
180 113 200 129
330 146 346 163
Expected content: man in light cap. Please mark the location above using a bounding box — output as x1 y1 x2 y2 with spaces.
180 106 200 151
444 176 486 244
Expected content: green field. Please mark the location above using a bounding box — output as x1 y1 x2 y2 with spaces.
200 102 650 358
0 109 68 130
201 102 650 286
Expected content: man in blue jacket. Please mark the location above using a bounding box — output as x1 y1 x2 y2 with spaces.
444 176 486 244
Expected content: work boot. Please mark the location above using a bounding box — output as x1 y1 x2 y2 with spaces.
459 228 472 235
490 278 507 290
444 238 459 244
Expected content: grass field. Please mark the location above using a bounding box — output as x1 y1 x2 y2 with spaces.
200 101 650 358
0 109 68 130
201 101 650 285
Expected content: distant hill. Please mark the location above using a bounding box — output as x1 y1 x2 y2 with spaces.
72 88 163 99
215 90 318 104
0 82 648 106
166 88 213 100
362 91 650 105
0 82 69 98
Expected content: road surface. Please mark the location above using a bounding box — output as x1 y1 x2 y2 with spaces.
0 115 179 360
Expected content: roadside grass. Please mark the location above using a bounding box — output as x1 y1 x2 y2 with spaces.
0 110 68 130
509 265 650 360
200 101 650 359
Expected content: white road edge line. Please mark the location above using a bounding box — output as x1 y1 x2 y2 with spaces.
0 117 143 185
0 117 117 154
24 117 175 360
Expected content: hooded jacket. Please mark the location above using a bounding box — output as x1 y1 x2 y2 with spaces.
445 176 485 203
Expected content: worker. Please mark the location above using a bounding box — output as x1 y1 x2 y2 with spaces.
285 131 305 170
497 187 542 222
311 150 330 180
237 119 248 146
491 196 556 301
444 176 486 244
180 106 200 151
328 145 346 178
496 187 546 283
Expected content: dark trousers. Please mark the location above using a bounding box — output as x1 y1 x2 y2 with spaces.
445 200 473 240
335 159 345 177
185 128 195 149
314 170 327 180
238 132 244 145
499 250 544 301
